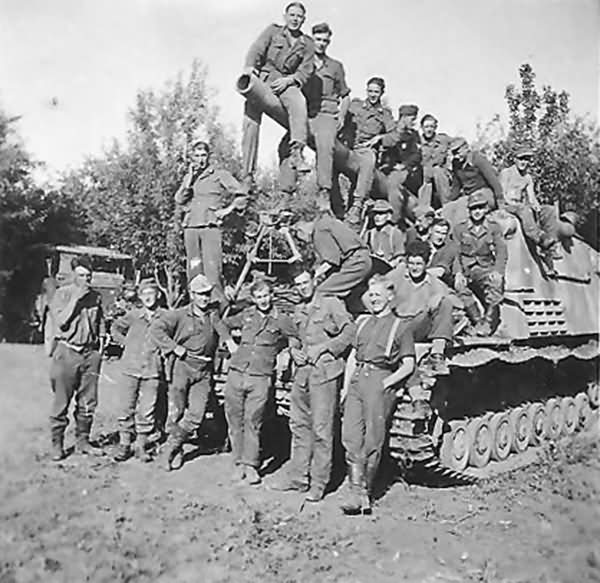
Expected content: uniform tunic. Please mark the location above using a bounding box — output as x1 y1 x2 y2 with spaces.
365 224 405 265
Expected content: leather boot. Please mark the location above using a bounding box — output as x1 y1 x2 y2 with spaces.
134 433 152 463
75 417 104 456
340 463 367 515
50 428 65 462
478 305 500 336
344 201 365 232
113 432 133 462
160 426 187 472
290 144 310 174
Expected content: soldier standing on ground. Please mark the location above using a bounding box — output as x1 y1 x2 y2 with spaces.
48 255 105 461
454 191 508 336
151 274 235 471
111 279 166 463
242 2 314 184
341 275 415 514
341 77 396 228
175 140 248 302
364 200 406 267
269 267 355 502
417 114 453 208
222 279 298 486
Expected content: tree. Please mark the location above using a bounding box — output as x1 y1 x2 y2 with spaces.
61 61 245 306
0 109 85 340
477 64 599 245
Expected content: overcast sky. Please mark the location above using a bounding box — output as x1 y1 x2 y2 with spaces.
1 0 598 177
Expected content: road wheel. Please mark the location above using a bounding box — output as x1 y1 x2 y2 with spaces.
468 415 493 468
439 419 471 471
510 406 532 453
490 411 514 461
587 381 599 408
543 398 563 440
561 397 577 435
529 403 546 444
575 393 593 431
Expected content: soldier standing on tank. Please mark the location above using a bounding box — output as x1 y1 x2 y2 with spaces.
242 2 314 184
111 278 166 463
380 104 423 223
341 77 396 229
222 279 298 485
48 255 105 461
364 200 406 267
278 22 351 207
269 266 355 502
417 114 453 208
454 191 508 336
499 145 560 267
341 275 415 514
150 274 235 471
175 140 248 302
293 203 373 298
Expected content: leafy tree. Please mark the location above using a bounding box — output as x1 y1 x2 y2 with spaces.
0 109 85 340
476 63 599 245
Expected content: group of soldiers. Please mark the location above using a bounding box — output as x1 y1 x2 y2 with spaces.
46 2 565 515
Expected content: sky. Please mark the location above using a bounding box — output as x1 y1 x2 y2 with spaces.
0 0 598 179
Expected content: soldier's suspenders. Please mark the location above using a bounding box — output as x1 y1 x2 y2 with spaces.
356 314 402 359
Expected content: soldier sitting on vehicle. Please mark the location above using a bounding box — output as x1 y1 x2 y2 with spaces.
221 279 298 486
384 240 454 375
427 218 459 288
111 278 166 463
364 200 406 267
453 191 508 336
499 145 560 269
341 274 416 515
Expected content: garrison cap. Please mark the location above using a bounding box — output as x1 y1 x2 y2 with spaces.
413 204 435 219
370 199 393 214
137 278 159 293
467 191 489 208
398 104 419 117
515 145 534 158
449 136 468 152
189 273 213 293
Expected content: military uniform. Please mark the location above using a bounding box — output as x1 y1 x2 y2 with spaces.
223 305 297 477
499 164 558 249
313 214 373 297
49 283 105 457
279 55 350 194
418 132 453 207
365 224 405 265
175 164 246 298
429 238 460 288
342 98 396 212
278 295 355 498
454 196 508 333
111 303 166 458
342 312 415 498
242 24 315 178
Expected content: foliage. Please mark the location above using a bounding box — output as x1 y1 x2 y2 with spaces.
61 60 244 306
0 110 85 340
476 63 599 244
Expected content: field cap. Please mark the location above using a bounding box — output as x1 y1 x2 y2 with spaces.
370 199 393 214
398 104 419 117
467 191 488 208
189 273 213 293
449 136 468 152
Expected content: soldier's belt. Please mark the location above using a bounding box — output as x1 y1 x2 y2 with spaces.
356 361 393 372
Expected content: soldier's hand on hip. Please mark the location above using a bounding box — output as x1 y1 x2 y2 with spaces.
173 345 186 359
290 347 308 366
454 272 467 291
270 76 293 95
306 344 325 364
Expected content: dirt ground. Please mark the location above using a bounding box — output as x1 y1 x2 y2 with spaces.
1 343 599 583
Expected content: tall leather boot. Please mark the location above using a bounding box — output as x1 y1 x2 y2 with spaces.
344 199 365 232
478 304 500 336
463 302 483 336
134 433 152 463
340 463 368 515
160 426 187 472
75 417 104 456
50 427 65 462
113 432 133 462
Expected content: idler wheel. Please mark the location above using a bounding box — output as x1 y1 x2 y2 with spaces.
510 406 532 453
561 397 578 435
543 398 564 440
529 403 547 444
490 411 514 461
440 419 471 471
587 382 599 408
468 415 493 468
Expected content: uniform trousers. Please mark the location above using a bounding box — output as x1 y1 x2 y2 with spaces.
224 369 271 468
317 248 373 298
169 359 212 436
117 374 159 437
183 227 223 300
49 342 101 435
458 265 504 311
287 366 339 491
505 203 557 247
418 166 453 208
